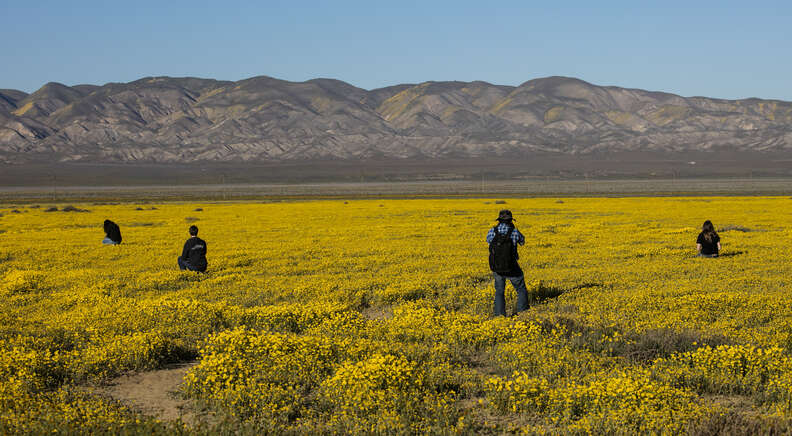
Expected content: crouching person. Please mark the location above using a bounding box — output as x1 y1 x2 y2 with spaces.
696 220 721 258
103 219 122 245
487 210 529 316
178 225 207 272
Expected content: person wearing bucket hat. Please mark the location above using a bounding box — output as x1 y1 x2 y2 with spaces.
486 209 529 316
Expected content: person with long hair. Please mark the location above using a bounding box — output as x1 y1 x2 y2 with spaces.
696 220 721 258
102 219 122 245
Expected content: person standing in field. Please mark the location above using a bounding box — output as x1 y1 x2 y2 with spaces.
487 210 530 316
178 225 207 272
696 220 721 258
102 219 122 245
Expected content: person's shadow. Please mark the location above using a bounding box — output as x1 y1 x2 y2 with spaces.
718 250 745 258
531 282 605 305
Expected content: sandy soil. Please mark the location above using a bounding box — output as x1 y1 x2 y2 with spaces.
89 361 199 423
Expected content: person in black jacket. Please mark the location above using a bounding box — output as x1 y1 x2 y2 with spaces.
696 220 721 258
178 225 207 272
102 220 122 245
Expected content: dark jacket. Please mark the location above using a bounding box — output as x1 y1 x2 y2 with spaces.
182 237 207 271
104 220 122 244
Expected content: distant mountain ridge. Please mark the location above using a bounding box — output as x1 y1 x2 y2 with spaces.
1 75 791 164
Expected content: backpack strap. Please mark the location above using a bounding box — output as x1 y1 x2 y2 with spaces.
490 225 500 245
506 226 518 259
492 224 514 242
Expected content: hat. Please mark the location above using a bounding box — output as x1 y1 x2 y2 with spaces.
496 209 514 221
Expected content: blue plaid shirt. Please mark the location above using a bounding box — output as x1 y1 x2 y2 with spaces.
486 223 525 246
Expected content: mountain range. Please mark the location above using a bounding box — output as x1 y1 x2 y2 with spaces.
1 75 791 164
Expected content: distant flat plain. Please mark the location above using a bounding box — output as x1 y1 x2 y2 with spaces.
1 179 791 203
1 153 790 201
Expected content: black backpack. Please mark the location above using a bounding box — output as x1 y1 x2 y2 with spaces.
489 225 517 274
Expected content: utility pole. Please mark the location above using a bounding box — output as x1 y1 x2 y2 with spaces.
220 173 227 201
50 174 57 200
584 173 590 194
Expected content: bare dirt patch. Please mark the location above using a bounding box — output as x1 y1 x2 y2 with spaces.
88 361 200 423
362 305 393 320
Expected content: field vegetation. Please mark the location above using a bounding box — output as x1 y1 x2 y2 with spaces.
1 197 792 434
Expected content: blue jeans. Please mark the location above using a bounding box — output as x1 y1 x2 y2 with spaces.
493 272 530 316
102 237 119 245
178 256 206 272
178 256 195 271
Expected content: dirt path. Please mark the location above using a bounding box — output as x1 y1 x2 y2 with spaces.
89 361 200 423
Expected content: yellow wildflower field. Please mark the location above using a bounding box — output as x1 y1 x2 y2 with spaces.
1 197 792 434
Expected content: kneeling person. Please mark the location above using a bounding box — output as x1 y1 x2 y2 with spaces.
487 210 530 316
103 219 122 245
696 220 721 258
178 225 207 272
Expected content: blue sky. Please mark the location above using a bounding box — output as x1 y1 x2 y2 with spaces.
2 1 791 100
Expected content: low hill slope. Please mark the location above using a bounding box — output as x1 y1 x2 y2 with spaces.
1 75 791 163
